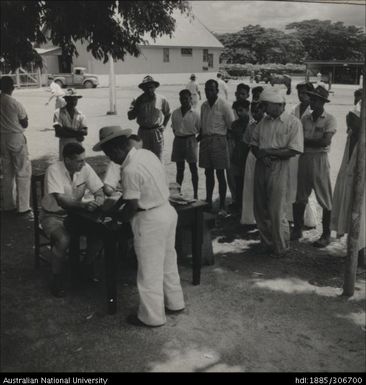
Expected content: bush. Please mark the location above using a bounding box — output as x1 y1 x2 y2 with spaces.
221 63 306 77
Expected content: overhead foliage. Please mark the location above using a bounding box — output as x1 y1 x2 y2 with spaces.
216 19 365 64
216 25 305 65
1 0 190 70
285 19 366 61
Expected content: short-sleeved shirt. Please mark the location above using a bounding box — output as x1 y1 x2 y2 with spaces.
250 112 303 154
130 93 170 128
41 161 103 213
171 107 200 137
301 111 337 153
0 93 27 135
53 106 87 131
121 148 169 210
104 161 121 189
186 80 200 96
200 98 234 136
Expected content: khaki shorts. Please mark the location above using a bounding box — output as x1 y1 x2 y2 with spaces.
199 135 230 170
40 211 67 239
171 136 198 163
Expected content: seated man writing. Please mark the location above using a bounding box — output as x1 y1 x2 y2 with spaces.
40 143 105 297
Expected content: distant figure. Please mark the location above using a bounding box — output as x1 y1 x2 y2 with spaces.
317 72 322 84
128 75 171 161
250 70 255 84
216 73 228 100
46 80 66 109
0 76 32 215
185 74 201 110
53 88 87 160
171 89 200 199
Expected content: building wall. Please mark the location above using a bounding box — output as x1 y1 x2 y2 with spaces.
71 42 222 84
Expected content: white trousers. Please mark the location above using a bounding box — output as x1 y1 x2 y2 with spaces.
0 134 31 212
131 202 185 326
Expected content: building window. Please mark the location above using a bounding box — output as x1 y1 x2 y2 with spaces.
163 48 169 63
202 66 208 71
181 48 192 56
203 49 208 62
208 53 214 68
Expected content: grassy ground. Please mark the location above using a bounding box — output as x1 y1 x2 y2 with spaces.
1 81 365 372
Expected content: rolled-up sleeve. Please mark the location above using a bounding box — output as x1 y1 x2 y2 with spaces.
325 114 337 135
46 166 65 195
121 169 141 200
85 164 103 193
53 109 61 127
162 98 170 117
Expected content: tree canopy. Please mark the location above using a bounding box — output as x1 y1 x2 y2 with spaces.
1 0 190 70
286 19 366 61
216 19 365 64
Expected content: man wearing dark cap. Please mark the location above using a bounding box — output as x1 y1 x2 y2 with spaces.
0 76 32 215
53 88 87 160
292 85 337 247
128 75 171 161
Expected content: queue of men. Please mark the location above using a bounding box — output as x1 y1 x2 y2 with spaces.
0 73 364 328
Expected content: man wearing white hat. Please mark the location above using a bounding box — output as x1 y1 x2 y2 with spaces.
53 88 88 160
250 88 303 257
128 75 171 161
93 126 185 327
185 74 201 110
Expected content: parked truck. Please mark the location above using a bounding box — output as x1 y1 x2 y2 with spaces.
48 67 99 88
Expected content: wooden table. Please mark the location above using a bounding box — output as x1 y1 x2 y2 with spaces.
67 200 209 314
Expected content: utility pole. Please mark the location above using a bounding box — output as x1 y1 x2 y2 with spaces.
342 63 365 297
106 54 117 115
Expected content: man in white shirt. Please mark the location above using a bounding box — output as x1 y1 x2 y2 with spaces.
93 126 185 327
216 73 228 100
41 143 104 297
53 89 87 160
251 88 303 258
171 89 200 199
0 76 32 214
199 79 234 216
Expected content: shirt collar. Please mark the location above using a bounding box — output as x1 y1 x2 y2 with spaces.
121 147 137 169
265 111 286 122
61 161 82 181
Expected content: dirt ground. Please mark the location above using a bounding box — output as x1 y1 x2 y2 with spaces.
1 80 365 372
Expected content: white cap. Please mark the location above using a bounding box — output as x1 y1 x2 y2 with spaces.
259 87 286 103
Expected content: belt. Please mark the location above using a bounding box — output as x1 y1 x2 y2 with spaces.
175 134 196 139
137 204 162 212
42 208 66 215
139 124 161 130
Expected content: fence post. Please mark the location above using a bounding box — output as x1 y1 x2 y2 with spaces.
37 67 42 88
15 68 20 88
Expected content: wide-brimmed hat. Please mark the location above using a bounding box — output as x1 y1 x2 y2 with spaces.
63 88 83 99
93 126 132 151
138 75 160 90
306 85 330 102
259 87 286 104
296 82 314 92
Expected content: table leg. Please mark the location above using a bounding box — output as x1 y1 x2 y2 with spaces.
104 233 118 315
192 207 203 285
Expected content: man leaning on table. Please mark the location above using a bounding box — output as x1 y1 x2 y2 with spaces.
41 142 104 297
93 125 185 328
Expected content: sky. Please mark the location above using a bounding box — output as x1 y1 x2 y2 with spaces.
190 0 366 33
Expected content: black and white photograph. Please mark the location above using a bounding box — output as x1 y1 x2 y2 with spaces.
1 0 365 376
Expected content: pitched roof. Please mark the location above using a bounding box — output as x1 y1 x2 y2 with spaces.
141 11 223 49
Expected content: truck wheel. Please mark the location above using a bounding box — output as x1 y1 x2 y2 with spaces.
84 81 93 88
55 80 64 88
